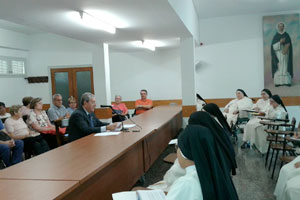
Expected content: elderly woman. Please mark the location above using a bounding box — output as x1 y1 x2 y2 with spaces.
223 89 253 125
241 89 272 149
27 98 56 149
0 119 23 167
5 105 49 155
19 96 33 117
112 95 128 122
66 96 77 115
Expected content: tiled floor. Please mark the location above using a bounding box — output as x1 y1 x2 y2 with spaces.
232 135 277 200
138 134 278 200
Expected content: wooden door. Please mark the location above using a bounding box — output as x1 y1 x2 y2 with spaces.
51 67 94 107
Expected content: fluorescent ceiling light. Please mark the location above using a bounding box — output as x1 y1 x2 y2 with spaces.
142 40 156 51
132 40 156 51
67 11 116 34
84 9 129 28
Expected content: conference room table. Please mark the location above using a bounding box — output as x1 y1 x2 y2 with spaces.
0 105 182 200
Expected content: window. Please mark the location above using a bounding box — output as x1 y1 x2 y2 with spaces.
0 56 26 76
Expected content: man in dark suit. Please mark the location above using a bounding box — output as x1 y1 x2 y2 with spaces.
68 92 118 142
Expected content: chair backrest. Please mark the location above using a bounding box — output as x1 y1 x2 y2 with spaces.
291 117 296 131
1 118 8 123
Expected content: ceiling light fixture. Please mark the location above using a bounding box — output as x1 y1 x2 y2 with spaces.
132 40 157 51
68 11 116 34
142 40 156 51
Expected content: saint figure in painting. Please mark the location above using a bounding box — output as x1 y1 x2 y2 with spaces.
271 22 293 87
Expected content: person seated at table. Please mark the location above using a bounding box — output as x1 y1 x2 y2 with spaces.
135 89 153 115
112 95 128 122
139 115 238 199
47 94 70 123
19 96 33 117
0 119 23 167
0 102 11 120
5 105 49 156
196 93 206 111
248 95 287 153
148 111 236 193
203 103 231 134
223 89 253 125
274 156 300 200
68 92 119 142
241 89 272 149
66 96 77 115
27 98 56 149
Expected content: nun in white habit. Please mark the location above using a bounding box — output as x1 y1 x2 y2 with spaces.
241 89 272 149
274 156 300 200
223 89 253 125
252 95 287 154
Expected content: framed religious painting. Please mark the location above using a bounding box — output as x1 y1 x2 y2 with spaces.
263 13 300 96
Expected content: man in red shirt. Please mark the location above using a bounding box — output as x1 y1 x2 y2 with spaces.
135 89 153 115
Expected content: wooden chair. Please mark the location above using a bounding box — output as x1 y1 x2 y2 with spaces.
279 156 296 165
263 118 292 167
266 118 297 179
279 122 300 168
54 120 68 147
163 153 177 164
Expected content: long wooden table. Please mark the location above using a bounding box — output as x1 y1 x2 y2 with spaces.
0 105 182 200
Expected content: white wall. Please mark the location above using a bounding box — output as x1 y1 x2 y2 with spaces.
0 28 30 106
168 0 200 43
109 48 182 101
28 33 95 104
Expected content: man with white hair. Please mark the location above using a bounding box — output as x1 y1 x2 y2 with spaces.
47 94 70 122
68 92 118 142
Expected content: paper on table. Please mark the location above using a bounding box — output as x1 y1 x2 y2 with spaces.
112 190 166 200
168 139 177 145
114 122 122 131
112 191 138 200
94 132 121 136
123 124 136 129
137 190 166 200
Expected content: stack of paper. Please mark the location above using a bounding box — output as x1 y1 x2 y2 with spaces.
94 132 121 136
168 139 178 145
112 190 166 200
123 124 136 129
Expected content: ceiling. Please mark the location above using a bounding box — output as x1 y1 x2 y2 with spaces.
193 0 300 19
0 19 42 35
0 0 190 50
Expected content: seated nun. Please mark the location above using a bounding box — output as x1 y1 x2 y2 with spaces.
196 94 206 111
223 89 253 125
203 103 232 134
166 122 238 200
241 89 272 149
148 111 237 193
250 95 287 154
274 156 300 200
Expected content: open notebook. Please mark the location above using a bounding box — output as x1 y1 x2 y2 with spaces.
112 190 166 200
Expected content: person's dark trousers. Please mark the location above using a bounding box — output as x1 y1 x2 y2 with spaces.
23 135 49 155
42 134 57 150
0 140 24 167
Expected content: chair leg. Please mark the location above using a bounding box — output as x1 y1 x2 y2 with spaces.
271 150 279 179
265 142 271 167
269 149 275 171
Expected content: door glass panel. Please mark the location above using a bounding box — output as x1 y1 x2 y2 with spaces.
54 72 69 107
76 71 92 103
